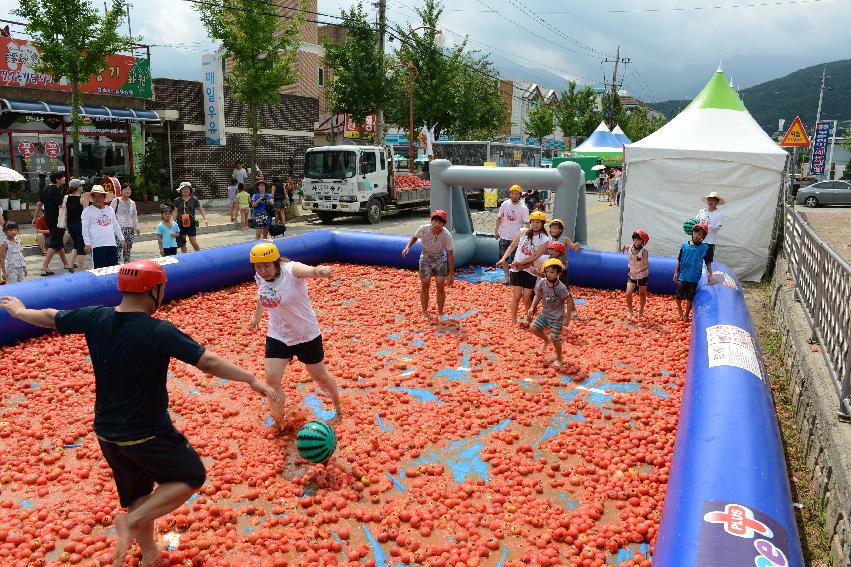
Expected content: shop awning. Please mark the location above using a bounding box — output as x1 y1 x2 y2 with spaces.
0 99 160 122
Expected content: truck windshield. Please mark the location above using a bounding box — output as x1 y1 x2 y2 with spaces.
305 151 357 179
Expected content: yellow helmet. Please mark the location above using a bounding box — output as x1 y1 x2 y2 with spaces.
249 242 280 264
542 258 565 271
509 184 523 194
529 211 547 222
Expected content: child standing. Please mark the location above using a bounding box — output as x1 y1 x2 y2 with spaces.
156 208 181 256
402 210 454 320
528 258 570 367
248 242 343 423
227 178 239 222
532 240 577 326
622 229 650 321
673 223 715 322
237 183 250 231
497 211 551 325
0 222 27 284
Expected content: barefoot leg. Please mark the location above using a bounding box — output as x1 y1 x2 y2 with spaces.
112 514 134 567
305 361 342 417
265 357 290 424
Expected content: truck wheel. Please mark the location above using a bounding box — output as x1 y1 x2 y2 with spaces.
364 199 382 224
317 211 335 224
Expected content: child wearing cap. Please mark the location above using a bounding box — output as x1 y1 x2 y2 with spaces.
696 192 725 267
495 185 530 285
402 210 454 320
528 258 570 367
673 223 715 323
622 229 650 321
497 211 551 325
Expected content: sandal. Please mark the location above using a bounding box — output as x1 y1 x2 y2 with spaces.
65 267 75 273
41 271 55 276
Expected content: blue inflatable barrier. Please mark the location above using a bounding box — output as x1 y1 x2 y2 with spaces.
0 230 804 566
653 266 804 567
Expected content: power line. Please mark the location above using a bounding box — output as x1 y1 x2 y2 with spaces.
502 0 609 58
180 0 341 26
605 0 828 13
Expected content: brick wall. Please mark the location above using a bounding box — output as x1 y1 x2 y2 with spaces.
148 78 317 199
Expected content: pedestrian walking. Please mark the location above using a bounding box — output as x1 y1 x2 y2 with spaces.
156 208 180 257
82 185 125 269
0 260 278 566
495 185 530 285
112 184 141 264
173 182 207 253
33 171 73 276
65 179 88 271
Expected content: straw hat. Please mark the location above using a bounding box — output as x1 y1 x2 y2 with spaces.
90 185 107 194
177 181 193 192
702 191 725 205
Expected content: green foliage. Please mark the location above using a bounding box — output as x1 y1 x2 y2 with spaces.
554 81 600 139
841 156 851 180
195 0 304 172
617 106 666 142
324 3 385 141
524 104 555 144
0 181 9 199
132 137 163 197
385 0 507 140
601 91 623 130
15 0 137 173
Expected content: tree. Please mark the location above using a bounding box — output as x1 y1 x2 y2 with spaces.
554 81 599 141
324 2 385 144
617 106 666 142
196 0 304 178
15 0 136 174
841 155 851 181
524 104 555 146
601 91 623 130
385 0 507 140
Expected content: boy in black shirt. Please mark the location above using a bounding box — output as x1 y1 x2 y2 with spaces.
0 260 278 566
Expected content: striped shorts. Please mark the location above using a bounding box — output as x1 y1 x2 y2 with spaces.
531 313 564 340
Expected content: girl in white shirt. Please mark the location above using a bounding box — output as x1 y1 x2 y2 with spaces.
496 211 552 325
247 242 342 424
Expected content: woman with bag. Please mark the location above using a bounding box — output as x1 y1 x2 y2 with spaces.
112 184 141 263
172 182 207 253
64 179 88 271
251 180 274 240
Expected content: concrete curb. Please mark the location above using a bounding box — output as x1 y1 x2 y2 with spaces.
21 214 313 258
771 256 851 566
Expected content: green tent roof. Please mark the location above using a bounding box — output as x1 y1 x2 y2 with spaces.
684 69 746 112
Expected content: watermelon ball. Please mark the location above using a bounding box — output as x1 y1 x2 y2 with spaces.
683 217 699 235
297 420 337 463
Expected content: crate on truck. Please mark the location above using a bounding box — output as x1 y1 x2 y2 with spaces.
301 145 430 224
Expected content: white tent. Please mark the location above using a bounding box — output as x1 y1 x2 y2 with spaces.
611 125 632 145
619 69 788 281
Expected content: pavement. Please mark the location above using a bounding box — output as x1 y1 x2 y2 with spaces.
9 194 621 282
796 205 851 264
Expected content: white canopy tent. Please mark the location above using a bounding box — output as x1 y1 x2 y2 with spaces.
619 69 788 281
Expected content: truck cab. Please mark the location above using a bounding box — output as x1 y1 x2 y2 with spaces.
302 145 394 224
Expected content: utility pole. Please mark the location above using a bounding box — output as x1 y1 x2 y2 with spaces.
809 65 831 172
602 45 629 129
374 0 386 148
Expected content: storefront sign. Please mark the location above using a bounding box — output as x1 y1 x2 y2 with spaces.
344 114 375 139
809 121 831 176
101 176 121 200
17 140 35 158
0 37 152 99
201 52 226 146
43 141 60 158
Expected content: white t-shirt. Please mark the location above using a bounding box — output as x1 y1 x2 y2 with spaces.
696 208 724 245
414 225 453 262
256 262 321 346
497 199 529 241
511 231 551 274
81 205 124 248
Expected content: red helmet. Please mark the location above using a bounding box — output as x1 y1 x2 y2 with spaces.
632 229 650 245
431 210 448 223
547 241 567 255
117 260 167 293
692 223 709 235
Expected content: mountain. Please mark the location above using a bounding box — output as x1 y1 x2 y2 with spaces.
650 59 851 136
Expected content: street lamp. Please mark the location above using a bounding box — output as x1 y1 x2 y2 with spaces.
389 26 443 170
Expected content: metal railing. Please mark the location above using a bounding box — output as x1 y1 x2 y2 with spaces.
783 204 851 421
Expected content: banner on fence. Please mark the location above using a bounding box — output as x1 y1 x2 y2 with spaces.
809 121 831 176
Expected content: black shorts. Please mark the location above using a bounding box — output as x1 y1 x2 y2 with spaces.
510 270 537 289
265 334 325 365
67 223 85 254
499 239 515 263
676 281 698 301
98 427 206 508
162 247 177 256
705 244 715 264
628 276 648 287
179 225 197 237
48 227 65 250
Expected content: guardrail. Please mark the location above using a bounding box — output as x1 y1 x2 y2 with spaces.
783 204 851 421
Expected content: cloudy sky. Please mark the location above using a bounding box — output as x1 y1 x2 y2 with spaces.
2 0 848 101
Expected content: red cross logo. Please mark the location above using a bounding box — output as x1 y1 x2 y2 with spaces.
704 503 772 539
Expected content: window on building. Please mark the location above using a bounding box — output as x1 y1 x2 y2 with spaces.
318 67 325 87
360 151 376 175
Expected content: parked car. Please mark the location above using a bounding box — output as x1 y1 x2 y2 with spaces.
795 180 851 207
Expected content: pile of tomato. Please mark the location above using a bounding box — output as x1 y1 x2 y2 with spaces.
394 174 430 189
0 264 690 566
